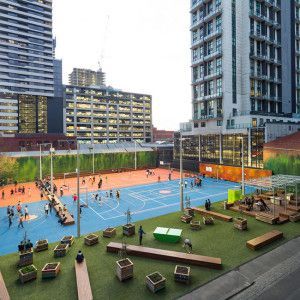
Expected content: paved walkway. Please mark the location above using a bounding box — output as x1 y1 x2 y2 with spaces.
180 236 300 300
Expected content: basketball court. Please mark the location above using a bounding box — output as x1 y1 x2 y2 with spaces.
0 169 253 255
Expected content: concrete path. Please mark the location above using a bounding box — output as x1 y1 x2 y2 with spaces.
179 236 300 300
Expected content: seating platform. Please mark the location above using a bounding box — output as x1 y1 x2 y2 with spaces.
106 242 222 269
75 260 93 300
153 227 182 243
0 271 10 300
43 190 75 226
246 230 283 250
255 213 279 225
193 207 233 222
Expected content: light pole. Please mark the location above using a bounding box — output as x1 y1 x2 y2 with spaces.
238 137 245 195
179 132 184 212
76 140 80 238
49 146 55 195
38 143 53 191
134 140 137 170
88 144 95 174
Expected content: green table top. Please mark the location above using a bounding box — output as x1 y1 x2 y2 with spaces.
167 228 182 237
153 227 169 235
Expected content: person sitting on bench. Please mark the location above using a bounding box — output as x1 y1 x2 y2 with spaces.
59 214 67 225
261 199 270 212
76 250 84 263
183 238 193 253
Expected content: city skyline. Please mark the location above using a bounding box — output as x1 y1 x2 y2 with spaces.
53 0 191 131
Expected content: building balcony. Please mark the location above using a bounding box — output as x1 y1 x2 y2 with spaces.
192 71 222 84
226 123 252 130
249 53 281 65
192 50 222 66
250 72 282 83
190 0 205 13
194 113 223 121
191 28 222 49
250 32 281 46
190 7 222 30
194 92 223 102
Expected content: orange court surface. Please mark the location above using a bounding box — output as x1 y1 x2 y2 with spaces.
0 168 181 207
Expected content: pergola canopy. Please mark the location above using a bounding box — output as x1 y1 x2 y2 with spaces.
244 175 300 190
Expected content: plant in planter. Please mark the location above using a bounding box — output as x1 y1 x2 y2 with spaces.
60 235 74 247
19 265 37 283
190 220 201 230
35 239 48 252
54 243 69 257
203 216 214 225
116 258 133 281
234 217 247 230
180 214 193 223
123 209 135 236
84 234 99 246
103 227 116 238
146 272 166 293
19 249 33 267
174 265 191 284
42 262 60 279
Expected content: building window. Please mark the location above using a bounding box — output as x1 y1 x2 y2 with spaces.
201 122 206 127
252 118 257 127
217 120 223 126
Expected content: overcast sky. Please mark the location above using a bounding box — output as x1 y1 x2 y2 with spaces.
53 0 191 131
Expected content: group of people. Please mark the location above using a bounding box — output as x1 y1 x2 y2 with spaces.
7 201 29 229
242 196 270 212
146 169 155 177
18 238 33 253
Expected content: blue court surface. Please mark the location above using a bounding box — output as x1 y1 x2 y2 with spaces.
0 178 253 256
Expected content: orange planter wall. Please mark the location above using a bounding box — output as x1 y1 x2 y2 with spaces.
199 163 272 183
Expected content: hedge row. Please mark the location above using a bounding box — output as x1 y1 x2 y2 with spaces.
264 155 300 176
15 151 157 182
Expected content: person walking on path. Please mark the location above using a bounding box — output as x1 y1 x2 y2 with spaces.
18 214 24 228
49 201 53 214
24 205 29 220
44 203 49 216
138 225 146 245
8 214 12 228
183 238 193 253
1 190 4 200
7 205 10 216
60 187 63 197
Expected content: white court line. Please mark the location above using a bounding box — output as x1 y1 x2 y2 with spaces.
81 200 105 220
102 191 228 221
129 191 168 207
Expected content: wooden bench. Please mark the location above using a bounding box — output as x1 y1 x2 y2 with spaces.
193 207 233 222
246 230 283 250
75 260 93 300
0 271 10 300
44 191 75 226
107 242 222 269
255 213 279 225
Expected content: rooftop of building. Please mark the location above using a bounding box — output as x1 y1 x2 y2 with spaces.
264 131 300 151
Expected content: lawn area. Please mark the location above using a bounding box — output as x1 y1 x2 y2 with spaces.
1 201 299 300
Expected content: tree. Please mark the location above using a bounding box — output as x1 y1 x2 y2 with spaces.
0 155 19 184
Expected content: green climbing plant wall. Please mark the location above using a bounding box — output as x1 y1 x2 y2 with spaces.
264 155 300 176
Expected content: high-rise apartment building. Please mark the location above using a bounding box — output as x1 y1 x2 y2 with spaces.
65 85 152 144
0 0 54 135
175 0 300 169
68 68 106 87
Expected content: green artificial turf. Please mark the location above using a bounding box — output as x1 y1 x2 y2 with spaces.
1 202 299 300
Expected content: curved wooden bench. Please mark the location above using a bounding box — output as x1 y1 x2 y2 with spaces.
193 207 233 222
107 242 222 269
75 260 93 300
0 271 10 300
246 230 283 250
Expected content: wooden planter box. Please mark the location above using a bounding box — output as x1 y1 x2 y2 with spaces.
84 234 99 246
116 258 133 281
123 224 135 236
234 217 247 230
174 265 191 284
146 272 166 293
190 220 201 230
35 239 48 252
184 208 194 217
290 213 300 222
103 227 116 238
19 265 37 283
203 216 214 225
19 249 33 267
181 214 193 224
54 244 69 257
61 235 74 247
42 262 60 279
